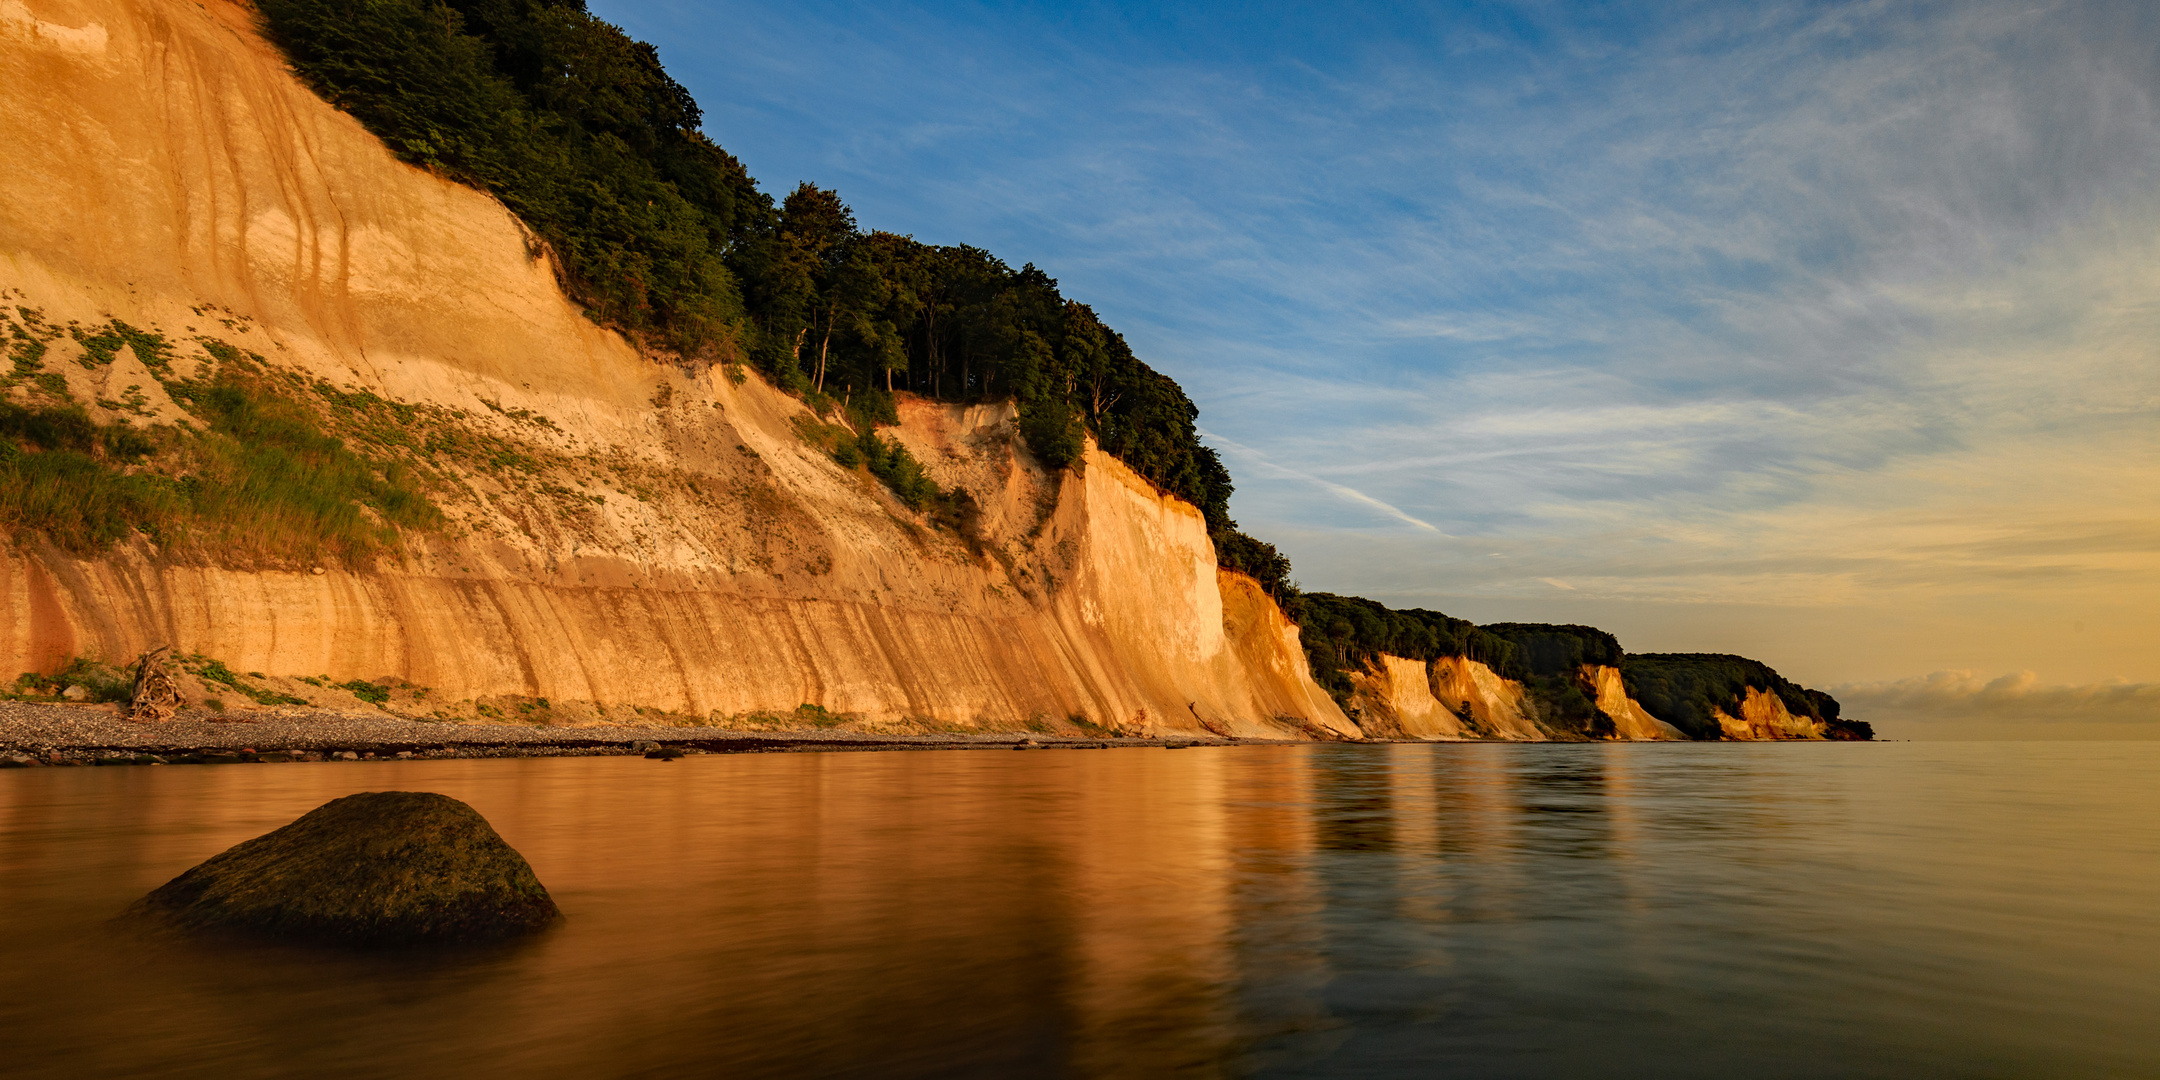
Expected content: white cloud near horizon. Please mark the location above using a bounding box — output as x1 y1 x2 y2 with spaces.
1837 671 2160 738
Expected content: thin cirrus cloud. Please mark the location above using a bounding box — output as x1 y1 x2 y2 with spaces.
1199 428 1444 533
601 0 2160 689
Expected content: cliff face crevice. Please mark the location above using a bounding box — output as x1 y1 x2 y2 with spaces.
0 0 1354 736
1426 655 1542 740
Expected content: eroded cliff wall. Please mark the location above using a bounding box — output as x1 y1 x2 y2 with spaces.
1586 665 1685 741
1425 655 1541 740
0 0 1355 737
1344 655 1465 740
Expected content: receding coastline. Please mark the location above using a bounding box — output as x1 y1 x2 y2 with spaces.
0 698 1882 768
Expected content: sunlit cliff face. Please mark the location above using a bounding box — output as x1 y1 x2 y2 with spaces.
0 0 1355 736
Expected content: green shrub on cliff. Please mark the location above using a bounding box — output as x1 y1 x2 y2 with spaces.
9 657 132 703
857 430 936 511
1017 393 1083 472
799 410 944 512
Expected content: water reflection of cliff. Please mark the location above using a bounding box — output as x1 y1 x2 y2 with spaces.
1 753 1257 1073
0 745 1886 1075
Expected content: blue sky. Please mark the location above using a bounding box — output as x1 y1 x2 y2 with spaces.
591 0 2160 715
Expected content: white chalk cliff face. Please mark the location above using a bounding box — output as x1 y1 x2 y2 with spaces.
1344 654 1467 740
0 0 1358 737
1427 655 1544 740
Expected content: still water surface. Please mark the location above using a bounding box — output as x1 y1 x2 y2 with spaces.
1 742 2154 1077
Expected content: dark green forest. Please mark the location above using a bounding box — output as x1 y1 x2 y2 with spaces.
244 0 1857 740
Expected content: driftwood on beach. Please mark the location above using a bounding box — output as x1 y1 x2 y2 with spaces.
127 646 183 723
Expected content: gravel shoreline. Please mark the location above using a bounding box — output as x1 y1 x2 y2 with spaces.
0 701 1258 766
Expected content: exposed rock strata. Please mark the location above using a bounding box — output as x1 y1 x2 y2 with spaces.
1428 655 1543 740
1344 654 1466 740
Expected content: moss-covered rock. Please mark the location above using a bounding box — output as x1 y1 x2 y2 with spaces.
132 791 557 946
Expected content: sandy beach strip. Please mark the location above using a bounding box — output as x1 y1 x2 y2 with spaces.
0 702 1248 764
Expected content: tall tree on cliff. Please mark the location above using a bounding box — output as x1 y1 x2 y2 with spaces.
839 233 927 395
777 184 857 392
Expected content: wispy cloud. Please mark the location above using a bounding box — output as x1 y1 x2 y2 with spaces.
603 0 2160 686
1200 428 1443 533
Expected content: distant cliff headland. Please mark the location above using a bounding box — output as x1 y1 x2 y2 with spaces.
0 0 1866 741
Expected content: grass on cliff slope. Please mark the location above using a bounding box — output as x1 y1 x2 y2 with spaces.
0 400 183 549
0 313 442 565
171 372 443 564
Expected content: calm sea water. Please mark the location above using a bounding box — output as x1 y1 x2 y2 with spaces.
1 742 2154 1078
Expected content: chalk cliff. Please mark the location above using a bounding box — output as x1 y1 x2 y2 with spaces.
1426 655 1542 740
0 0 1358 737
1344 654 1466 740
1713 686 1825 741
1343 654 1689 742
1587 665 1686 741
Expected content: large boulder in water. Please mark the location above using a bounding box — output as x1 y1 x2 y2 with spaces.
133 791 558 946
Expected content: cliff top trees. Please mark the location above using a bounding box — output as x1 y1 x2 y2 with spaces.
1620 653 1831 740
256 0 1271 547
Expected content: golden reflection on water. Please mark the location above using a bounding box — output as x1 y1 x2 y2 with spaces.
1 742 2157 1078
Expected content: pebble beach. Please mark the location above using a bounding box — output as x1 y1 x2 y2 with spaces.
0 701 1235 766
